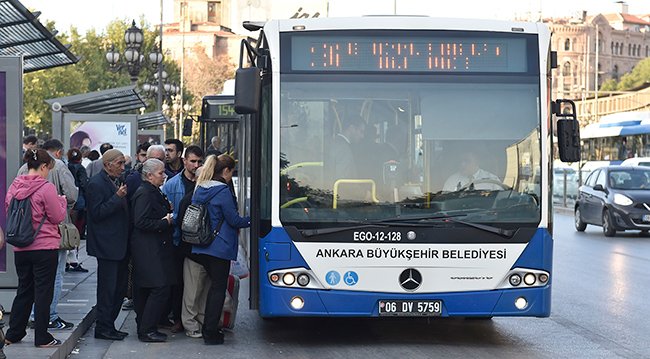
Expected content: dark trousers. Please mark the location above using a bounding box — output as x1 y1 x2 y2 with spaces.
168 245 185 322
6 250 58 346
190 254 230 340
95 258 128 333
134 285 170 335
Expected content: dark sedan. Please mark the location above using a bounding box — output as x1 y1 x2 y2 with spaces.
574 165 650 237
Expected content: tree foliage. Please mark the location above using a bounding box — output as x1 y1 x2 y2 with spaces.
599 57 650 92
184 44 235 111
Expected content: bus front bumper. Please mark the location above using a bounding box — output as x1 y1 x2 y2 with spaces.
259 285 551 318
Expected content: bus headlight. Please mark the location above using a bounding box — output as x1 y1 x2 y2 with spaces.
614 193 633 206
509 274 522 286
514 297 528 310
538 273 549 283
290 296 304 310
282 273 296 286
523 273 536 285
297 274 310 286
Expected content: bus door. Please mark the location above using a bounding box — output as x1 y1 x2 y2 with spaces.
200 95 252 255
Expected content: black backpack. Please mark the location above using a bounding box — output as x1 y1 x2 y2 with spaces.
181 188 225 247
6 195 46 248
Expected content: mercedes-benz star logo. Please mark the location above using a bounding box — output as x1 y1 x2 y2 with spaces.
399 268 422 291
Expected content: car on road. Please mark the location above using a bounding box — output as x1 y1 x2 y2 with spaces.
621 157 650 167
575 165 650 237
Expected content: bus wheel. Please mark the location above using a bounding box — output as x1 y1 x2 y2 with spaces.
574 207 587 232
602 210 616 237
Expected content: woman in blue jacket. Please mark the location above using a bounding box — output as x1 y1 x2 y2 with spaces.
190 154 249 345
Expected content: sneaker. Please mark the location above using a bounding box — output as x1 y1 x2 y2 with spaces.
48 317 74 330
186 330 202 338
121 299 134 311
69 264 89 273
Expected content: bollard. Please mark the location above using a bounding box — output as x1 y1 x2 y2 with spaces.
563 170 568 207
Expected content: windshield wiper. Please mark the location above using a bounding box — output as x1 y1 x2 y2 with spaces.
374 211 516 239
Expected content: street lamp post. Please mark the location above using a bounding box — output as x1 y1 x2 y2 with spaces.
105 20 165 110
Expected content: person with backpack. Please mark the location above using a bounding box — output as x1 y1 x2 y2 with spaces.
4 149 67 348
187 154 250 345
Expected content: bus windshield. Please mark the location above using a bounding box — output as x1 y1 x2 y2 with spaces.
279 77 541 226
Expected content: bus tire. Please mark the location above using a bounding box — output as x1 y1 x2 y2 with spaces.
602 209 616 237
574 207 587 232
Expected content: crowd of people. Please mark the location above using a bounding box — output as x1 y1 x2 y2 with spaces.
4 136 249 347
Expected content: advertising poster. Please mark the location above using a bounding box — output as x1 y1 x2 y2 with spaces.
137 130 164 146
70 120 132 156
0 73 7 272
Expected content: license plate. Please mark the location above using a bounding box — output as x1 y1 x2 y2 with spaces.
643 215 650 222
378 300 442 316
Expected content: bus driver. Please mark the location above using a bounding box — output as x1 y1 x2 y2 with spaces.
442 151 501 192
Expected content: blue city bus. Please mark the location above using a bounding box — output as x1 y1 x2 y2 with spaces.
234 16 578 318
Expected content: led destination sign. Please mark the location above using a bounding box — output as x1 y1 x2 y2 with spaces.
290 34 530 73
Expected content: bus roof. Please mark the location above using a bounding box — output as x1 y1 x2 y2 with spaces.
265 16 547 35
581 111 650 139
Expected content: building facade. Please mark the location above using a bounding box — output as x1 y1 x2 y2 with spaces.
162 0 327 66
547 3 650 101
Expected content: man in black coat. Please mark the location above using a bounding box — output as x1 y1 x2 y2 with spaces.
86 149 129 341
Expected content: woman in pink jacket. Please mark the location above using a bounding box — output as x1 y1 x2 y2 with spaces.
4 149 66 348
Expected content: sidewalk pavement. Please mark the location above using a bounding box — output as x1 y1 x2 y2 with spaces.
3 243 98 359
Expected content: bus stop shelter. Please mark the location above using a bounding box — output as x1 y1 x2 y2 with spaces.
0 0 79 305
46 86 150 157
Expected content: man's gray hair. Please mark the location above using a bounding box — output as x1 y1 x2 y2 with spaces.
147 145 165 160
141 158 165 181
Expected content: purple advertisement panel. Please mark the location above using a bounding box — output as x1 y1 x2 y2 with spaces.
0 73 7 272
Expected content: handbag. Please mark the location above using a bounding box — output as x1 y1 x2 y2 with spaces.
59 222 80 250
51 168 80 249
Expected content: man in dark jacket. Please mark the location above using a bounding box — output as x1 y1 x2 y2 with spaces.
86 149 129 341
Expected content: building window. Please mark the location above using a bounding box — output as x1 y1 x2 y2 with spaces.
562 62 571 76
646 46 649 57
564 38 571 51
628 44 631 56
615 43 619 55
613 65 619 81
207 1 220 23
611 41 614 54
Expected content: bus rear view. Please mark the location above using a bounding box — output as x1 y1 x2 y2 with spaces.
236 16 556 318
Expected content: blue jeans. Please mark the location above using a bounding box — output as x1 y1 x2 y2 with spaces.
30 249 67 322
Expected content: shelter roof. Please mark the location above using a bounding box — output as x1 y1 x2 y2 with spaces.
45 85 147 114
137 111 170 128
0 0 79 72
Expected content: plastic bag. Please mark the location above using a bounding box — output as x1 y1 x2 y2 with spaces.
230 247 249 279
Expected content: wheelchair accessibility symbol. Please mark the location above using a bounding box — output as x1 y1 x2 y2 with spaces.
343 271 358 286
325 271 341 286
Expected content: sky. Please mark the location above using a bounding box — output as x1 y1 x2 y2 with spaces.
20 0 650 35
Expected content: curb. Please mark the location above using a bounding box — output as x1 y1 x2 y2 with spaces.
50 307 96 359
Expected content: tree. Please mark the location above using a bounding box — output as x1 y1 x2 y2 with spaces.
598 57 650 92
181 44 235 142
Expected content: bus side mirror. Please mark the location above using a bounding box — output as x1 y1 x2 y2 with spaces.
557 119 581 163
182 118 193 137
234 67 261 114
